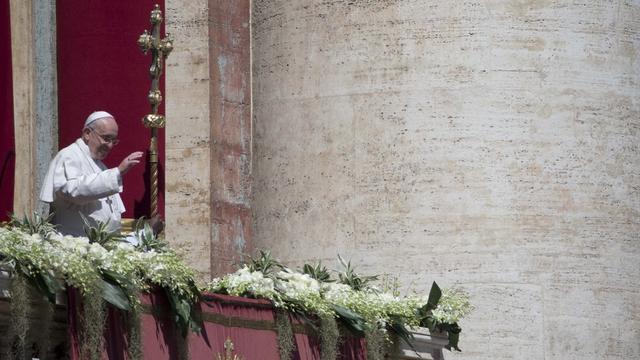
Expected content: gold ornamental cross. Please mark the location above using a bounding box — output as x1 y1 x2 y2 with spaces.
137 4 172 218
215 338 244 360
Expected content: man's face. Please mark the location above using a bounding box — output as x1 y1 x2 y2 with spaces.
83 117 119 160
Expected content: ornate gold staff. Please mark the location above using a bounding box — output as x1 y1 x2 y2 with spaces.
137 4 172 218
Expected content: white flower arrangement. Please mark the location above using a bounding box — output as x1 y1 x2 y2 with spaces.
210 266 280 302
1 221 473 351
0 226 197 302
207 258 473 346
323 284 426 329
430 288 474 324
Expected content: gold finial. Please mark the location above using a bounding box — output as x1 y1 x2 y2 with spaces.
138 4 171 218
138 4 170 125
137 30 152 54
215 338 244 360
150 4 163 24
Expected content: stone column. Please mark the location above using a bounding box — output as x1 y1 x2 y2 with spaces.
165 0 251 279
10 0 57 217
251 1 640 359
10 0 36 216
209 0 252 276
165 0 213 279
34 0 58 215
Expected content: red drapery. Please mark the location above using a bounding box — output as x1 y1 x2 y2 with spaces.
0 0 15 222
56 1 165 219
67 291 368 360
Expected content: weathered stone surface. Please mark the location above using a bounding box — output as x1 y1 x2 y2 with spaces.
210 0 252 276
211 201 253 276
165 147 212 278
10 0 37 216
251 1 640 359
34 0 58 216
165 0 251 279
165 0 213 280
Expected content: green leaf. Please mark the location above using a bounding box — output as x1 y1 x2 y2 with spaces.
9 211 56 237
165 287 202 335
426 281 442 311
388 319 415 349
31 272 62 303
438 322 462 351
14 262 61 303
248 250 283 276
336 254 378 291
302 261 333 283
24 273 52 302
331 304 366 334
133 217 168 252
417 282 443 329
102 269 130 288
421 316 437 331
81 215 125 249
445 329 461 351
99 278 131 311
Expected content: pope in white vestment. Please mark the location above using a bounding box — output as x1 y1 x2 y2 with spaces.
40 111 143 236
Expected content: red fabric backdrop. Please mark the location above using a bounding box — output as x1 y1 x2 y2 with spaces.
66 291 368 360
0 0 15 221
56 1 165 219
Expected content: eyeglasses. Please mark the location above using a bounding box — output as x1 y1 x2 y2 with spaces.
89 127 119 145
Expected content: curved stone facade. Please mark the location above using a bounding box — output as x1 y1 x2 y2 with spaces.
251 1 639 359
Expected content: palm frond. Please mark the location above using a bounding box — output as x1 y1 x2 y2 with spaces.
133 217 168 252
247 249 283 275
80 214 124 249
302 261 333 282
9 212 57 238
336 254 378 291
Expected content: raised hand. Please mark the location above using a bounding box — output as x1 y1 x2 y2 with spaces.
118 151 144 175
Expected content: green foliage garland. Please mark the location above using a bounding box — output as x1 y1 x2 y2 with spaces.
126 306 143 360
0 215 474 357
5 274 29 360
209 253 474 353
175 329 190 360
80 285 107 360
276 309 295 360
0 215 202 357
364 326 386 360
319 313 339 360
34 299 54 359
417 282 473 351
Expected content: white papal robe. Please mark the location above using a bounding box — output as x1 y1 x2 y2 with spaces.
40 138 125 236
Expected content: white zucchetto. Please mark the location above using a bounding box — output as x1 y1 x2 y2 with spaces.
84 111 114 128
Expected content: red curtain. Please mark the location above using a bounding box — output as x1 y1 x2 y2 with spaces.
157 293 367 360
56 1 165 219
67 292 368 360
0 0 15 222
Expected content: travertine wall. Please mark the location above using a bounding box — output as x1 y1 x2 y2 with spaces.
10 0 37 216
166 0 251 279
251 1 640 359
209 0 253 276
166 0 213 278
9 0 58 217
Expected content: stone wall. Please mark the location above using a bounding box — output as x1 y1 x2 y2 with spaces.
251 1 640 359
165 0 213 279
165 0 251 279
